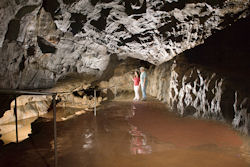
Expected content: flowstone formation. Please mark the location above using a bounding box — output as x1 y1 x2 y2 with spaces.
0 0 249 89
147 59 250 135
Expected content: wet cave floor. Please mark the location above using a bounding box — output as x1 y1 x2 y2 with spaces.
0 99 250 167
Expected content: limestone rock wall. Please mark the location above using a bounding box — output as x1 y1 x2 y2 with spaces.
89 55 250 134
0 95 51 125
147 59 250 135
0 0 249 89
146 13 250 135
0 80 104 122
0 85 104 135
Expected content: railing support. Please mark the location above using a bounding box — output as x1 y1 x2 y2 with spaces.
14 96 18 143
52 95 58 167
94 89 97 116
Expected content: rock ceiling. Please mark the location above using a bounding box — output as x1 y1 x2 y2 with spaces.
0 0 249 88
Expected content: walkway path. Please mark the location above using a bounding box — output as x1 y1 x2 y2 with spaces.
0 100 249 167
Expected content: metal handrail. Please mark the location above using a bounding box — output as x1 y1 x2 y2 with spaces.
0 89 56 95
0 85 120 166
0 89 58 167
93 84 119 116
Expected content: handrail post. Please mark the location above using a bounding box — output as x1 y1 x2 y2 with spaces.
94 89 96 116
52 94 58 167
14 96 18 143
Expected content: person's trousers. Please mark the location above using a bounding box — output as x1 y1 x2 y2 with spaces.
141 83 147 99
134 85 140 100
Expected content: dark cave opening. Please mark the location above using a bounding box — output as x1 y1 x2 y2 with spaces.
4 5 38 42
183 15 250 85
90 8 112 31
157 0 226 12
124 0 147 16
4 19 20 42
37 36 57 54
73 88 101 98
42 0 60 19
63 0 80 5
69 13 87 35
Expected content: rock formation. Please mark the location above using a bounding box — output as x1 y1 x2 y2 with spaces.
0 0 249 89
102 14 250 135
148 59 250 135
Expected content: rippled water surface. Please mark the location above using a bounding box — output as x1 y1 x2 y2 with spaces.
0 100 249 167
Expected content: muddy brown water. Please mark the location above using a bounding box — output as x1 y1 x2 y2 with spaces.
0 100 249 167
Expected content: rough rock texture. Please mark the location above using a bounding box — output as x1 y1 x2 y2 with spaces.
147 58 250 135
0 0 249 89
94 55 250 134
99 57 147 93
0 95 51 135
96 18 250 134
147 15 250 135
0 79 105 130
0 95 51 125
97 56 250 135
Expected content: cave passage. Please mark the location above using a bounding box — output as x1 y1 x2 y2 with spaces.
0 99 249 167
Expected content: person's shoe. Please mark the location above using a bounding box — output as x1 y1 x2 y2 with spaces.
141 98 146 101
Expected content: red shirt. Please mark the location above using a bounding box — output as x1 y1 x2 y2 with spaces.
133 77 140 86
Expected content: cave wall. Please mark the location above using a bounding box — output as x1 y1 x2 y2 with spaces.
152 60 250 135
97 51 250 135
147 16 250 134
162 60 250 134
0 56 143 130
0 0 249 89
0 95 51 134
0 85 105 136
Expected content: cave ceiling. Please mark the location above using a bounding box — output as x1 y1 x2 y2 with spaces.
0 0 249 89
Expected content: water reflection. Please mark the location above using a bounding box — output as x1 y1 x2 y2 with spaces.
129 125 152 155
1 101 250 167
82 129 94 150
240 136 250 164
125 103 136 120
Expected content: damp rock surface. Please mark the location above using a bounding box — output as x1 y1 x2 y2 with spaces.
0 0 249 89
0 95 51 125
146 58 250 135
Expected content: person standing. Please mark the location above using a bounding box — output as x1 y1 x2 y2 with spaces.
131 71 140 101
140 67 147 100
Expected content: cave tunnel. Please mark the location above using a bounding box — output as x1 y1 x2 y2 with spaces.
0 0 250 166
